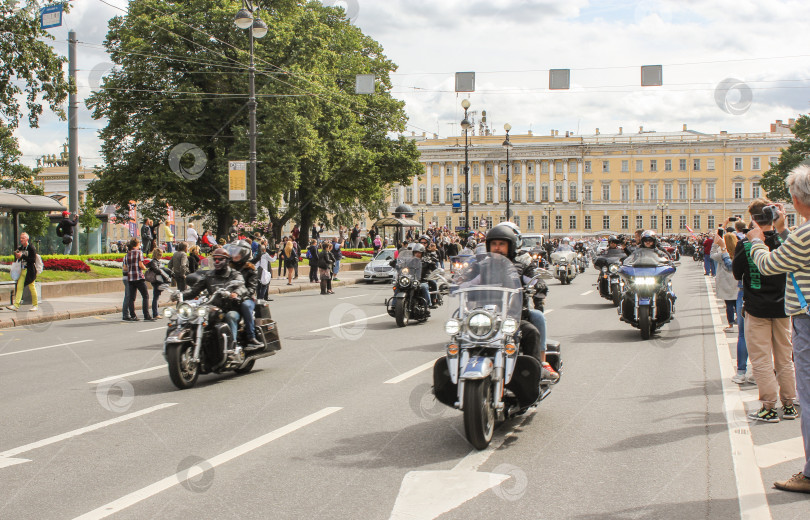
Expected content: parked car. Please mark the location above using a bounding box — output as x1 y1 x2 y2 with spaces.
363 248 397 283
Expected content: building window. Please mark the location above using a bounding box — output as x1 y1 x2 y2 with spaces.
602 183 610 201
636 215 644 229
621 215 629 230
665 215 672 230
635 183 644 201
664 183 672 201
584 215 592 230
693 215 701 230
650 214 658 231
446 165 451 177
514 215 520 227
541 215 549 231
602 215 610 230
707 159 715 171
692 182 701 201
622 160 629 173
693 159 701 171
459 183 466 202
734 157 743 171
432 185 440 203
787 214 796 227
513 183 521 202
527 215 535 230
678 183 687 201
679 215 687 229
635 160 643 173
584 184 592 201
752 157 761 170
708 215 715 229
541 161 549 174
406 187 413 203
473 164 479 176
734 182 743 200
707 183 715 201
650 160 657 172
392 187 400 205
602 160 610 173
555 182 563 201
569 182 577 201
500 183 508 201
432 164 440 176
472 216 479 229
650 183 658 201
679 159 687 171
486 184 493 202
769 156 778 167
528 163 533 174
486 164 493 176
541 183 549 201
752 182 761 199
664 159 672 171
569 215 577 229
584 161 591 173
473 184 480 203
499 216 506 224
419 185 426 203
514 163 521 175
445 216 452 229
528 183 535 201
621 184 629 202
555 161 563 174
500 164 506 176
445 184 452 202
555 215 562 230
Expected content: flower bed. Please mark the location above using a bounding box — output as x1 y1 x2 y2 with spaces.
42 259 91 272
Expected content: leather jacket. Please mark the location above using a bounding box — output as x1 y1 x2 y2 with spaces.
181 266 247 310
234 262 258 299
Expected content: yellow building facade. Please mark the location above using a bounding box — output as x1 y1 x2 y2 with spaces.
389 123 795 237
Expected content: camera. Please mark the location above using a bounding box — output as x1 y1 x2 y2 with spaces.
728 217 738 222
753 205 780 225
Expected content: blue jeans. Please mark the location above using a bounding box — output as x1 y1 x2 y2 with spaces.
240 299 256 340
333 260 341 277
64 239 73 255
790 315 810 478
736 289 747 372
527 309 547 354
420 282 431 306
122 277 131 319
703 254 716 275
225 310 240 344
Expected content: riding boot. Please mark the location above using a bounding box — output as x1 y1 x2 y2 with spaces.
320 279 327 294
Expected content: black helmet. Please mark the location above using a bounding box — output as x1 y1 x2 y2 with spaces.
226 240 252 267
485 224 518 259
492 222 523 249
608 235 622 245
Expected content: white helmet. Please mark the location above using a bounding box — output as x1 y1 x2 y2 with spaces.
562 237 570 244
492 221 523 249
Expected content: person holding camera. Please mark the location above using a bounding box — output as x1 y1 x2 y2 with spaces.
746 165 810 494
56 211 77 255
733 198 795 425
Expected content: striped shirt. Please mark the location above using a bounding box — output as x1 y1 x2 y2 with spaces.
750 220 810 316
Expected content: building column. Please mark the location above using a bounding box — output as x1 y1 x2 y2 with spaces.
577 159 583 202
549 160 556 202
478 161 485 203
453 162 459 193
425 162 432 205
521 160 527 203
439 162 447 204
493 161 499 204
534 160 541 202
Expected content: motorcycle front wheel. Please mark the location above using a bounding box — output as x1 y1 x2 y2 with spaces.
639 306 652 340
167 343 199 389
611 284 621 306
463 378 495 450
395 296 410 327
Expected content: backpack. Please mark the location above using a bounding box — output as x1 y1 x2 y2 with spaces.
56 223 64 237
35 254 44 275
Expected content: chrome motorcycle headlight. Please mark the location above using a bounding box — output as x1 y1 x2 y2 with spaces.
178 303 194 320
399 276 411 287
502 317 518 335
601 266 607 273
163 307 176 319
445 319 460 335
402 267 410 275
467 312 493 337
196 306 208 318
634 276 657 286
608 264 619 273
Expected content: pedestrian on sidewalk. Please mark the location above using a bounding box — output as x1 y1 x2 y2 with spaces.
186 223 199 248
332 237 342 281
733 197 796 424
162 221 175 253
711 231 738 330
703 235 716 276
147 248 170 319
125 238 152 321
307 239 319 283
168 242 190 291
283 239 296 285
318 242 335 295
140 219 153 255
292 238 300 280
747 164 810 494
257 244 273 300
278 236 288 278
6 232 38 312
188 245 201 274
121 244 132 321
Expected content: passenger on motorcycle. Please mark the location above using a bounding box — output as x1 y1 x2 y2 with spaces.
227 240 263 348
175 247 248 345
486 223 558 381
555 237 574 252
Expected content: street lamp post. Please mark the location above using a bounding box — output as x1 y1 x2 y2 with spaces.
547 202 556 241
656 203 668 235
502 123 513 222
461 99 471 237
234 1 268 223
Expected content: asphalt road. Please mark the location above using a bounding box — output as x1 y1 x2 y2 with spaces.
0 260 806 519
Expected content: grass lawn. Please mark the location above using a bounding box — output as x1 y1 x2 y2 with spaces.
0 265 122 283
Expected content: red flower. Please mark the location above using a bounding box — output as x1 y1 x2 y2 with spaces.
43 259 91 272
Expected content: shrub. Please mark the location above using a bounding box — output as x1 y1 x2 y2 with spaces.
43 259 91 272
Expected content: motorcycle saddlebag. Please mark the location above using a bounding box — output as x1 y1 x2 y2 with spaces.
505 355 541 408
255 301 272 320
545 340 562 374
432 358 457 408
258 320 281 351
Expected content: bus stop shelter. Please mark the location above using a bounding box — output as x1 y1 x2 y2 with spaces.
372 216 422 247
0 193 67 248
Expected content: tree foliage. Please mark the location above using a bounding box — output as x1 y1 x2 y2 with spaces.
761 114 810 202
87 0 423 243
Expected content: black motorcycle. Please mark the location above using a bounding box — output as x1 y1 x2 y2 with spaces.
386 250 431 327
162 276 281 390
594 253 626 306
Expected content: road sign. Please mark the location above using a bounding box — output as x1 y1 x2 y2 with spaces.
452 193 461 208
455 72 475 92
228 161 247 201
40 4 63 29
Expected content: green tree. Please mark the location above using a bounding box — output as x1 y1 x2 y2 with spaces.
79 193 102 229
761 114 810 202
86 0 422 243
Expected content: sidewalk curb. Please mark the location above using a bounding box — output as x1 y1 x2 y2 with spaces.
0 278 361 330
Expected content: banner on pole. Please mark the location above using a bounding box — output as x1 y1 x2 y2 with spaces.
40 4 63 29
228 161 247 201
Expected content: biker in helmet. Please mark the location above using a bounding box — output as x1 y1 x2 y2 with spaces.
227 240 263 348
177 247 247 346
392 243 438 309
486 225 558 381
639 230 672 259
555 236 574 252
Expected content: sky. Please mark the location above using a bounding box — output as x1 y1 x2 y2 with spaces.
14 0 810 168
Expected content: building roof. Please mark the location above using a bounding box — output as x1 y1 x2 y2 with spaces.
0 192 67 212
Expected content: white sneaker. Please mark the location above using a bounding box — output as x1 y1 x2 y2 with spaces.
30 306 38 311
744 366 755 384
731 372 747 384
6 305 18 312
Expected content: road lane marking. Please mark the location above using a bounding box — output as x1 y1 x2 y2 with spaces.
88 365 167 384
544 309 554 315
0 403 177 469
580 290 594 296
338 294 369 300
309 313 388 333
384 359 439 384
73 407 342 520
704 277 772 520
0 340 93 358
754 436 804 469
137 327 164 333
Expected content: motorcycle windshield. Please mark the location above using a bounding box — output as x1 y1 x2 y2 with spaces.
551 251 576 263
396 250 422 280
450 253 522 322
623 247 668 267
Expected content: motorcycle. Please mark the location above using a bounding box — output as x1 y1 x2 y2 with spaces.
162 271 281 390
550 250 577 284
386 250 432 327
594 253 626 306
576 251 587 273
617 248 677 339
432 253 562 449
